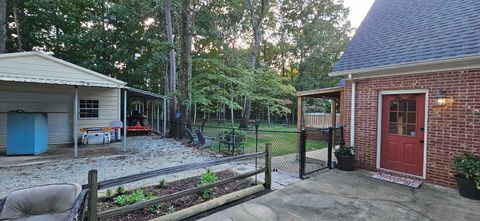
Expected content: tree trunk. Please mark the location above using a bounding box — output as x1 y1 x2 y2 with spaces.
164 0 177 138
13 1 23 51
267 106 271 126
0 0 6 53
176 0 192 138
193 102 197 125
240 0 266 129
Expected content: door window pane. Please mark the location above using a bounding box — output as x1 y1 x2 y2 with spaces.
390 100 398 111
388 98 417 136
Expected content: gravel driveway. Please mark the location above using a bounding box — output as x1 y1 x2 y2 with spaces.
0 136 224 197
0 136 300 198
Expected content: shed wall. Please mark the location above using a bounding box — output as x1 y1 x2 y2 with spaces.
0 82 120 148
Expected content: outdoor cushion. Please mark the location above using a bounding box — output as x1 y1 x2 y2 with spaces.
0 183 82 221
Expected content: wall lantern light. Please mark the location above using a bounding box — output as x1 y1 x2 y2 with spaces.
435 89 447 106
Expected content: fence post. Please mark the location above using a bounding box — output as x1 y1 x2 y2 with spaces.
87 170 98 221
328 127 333 169
299 129 306 179
264 143 272 190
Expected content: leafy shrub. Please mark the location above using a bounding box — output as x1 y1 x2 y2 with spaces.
158 179 166 188
114 189 154 206
335 145 354 157
454 153 480 189
198 169 218 199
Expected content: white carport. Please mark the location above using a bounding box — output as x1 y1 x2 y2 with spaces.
122 87 169 150
0 52 161 158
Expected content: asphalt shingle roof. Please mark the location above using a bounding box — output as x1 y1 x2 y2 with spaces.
333 0 480 73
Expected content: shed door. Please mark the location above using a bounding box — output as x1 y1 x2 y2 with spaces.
0 91 73 148
381 94 425 176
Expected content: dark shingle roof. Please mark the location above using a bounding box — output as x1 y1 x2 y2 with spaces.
333 0 480 73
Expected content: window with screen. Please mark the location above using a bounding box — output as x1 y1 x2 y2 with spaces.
79 100 99 118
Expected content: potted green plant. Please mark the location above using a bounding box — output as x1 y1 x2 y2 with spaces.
334 145 354 171
453 153 480 200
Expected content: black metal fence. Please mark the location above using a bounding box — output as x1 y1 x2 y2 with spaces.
173 121 342 179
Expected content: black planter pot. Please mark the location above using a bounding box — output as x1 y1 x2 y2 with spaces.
455 175 480 200
335 154 354 171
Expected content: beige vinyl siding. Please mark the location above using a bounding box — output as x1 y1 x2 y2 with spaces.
0 55 110 83
0 82 120 148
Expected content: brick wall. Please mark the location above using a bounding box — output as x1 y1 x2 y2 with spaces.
343 69 480 187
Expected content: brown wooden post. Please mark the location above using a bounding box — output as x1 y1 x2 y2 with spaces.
88 170 98 221
331 99 337 145
296 96 303 152
264 143 272 190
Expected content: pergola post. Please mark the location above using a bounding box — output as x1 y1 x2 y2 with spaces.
296 96 303 151
123 89 127 151
331 99 337 146
73 86 79 158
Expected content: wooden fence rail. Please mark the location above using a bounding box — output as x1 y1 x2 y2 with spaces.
86 143 272 221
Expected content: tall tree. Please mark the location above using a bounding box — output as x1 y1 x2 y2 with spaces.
0 0 6 53
176 0 193 138
240 0 267 129
164 0 178 137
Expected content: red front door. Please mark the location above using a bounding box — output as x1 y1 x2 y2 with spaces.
381 94 425 176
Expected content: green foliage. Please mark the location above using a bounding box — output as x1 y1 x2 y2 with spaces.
158 179 166 189
147 204 163 213
114 189 154 206
198 169 218 199
454 153 480 190
166 205 176 214
4 0 351 121
106 189 113 197
116 186 126 195
335 145 354 157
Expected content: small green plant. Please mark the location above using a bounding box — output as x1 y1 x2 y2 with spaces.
114 189 154 206
166 206 176 214
147 204 162 213
454 153 480 190
158 179 166 188
198 169 218 199
334 145 354 157
116 186 126 195
106 189 113 197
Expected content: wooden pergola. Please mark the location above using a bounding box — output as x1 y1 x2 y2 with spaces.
296 86 345 132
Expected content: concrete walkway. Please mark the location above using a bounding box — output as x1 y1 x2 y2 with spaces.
201 169 480 221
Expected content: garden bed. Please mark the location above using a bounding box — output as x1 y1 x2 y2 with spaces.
98 170 256 221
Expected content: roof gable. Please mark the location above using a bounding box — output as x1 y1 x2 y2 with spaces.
0 52 126 87
333 0 480 75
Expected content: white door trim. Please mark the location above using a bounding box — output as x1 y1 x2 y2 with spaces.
376 89 429 179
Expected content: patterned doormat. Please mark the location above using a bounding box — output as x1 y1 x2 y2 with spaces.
371 172 424 188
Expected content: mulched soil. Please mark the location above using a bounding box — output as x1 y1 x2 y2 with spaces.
99 170 256 221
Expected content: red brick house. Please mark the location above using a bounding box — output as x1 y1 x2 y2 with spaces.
330 0 480 187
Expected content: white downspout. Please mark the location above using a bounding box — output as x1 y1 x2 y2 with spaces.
350 77 356 147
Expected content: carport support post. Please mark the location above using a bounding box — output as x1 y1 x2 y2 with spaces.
73 86 78 158
163 98 167 136
123 90 127 151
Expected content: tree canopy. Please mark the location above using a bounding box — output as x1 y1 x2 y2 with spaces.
1 0 352 126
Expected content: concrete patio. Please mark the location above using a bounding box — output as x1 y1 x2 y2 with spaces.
201 169 480 221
